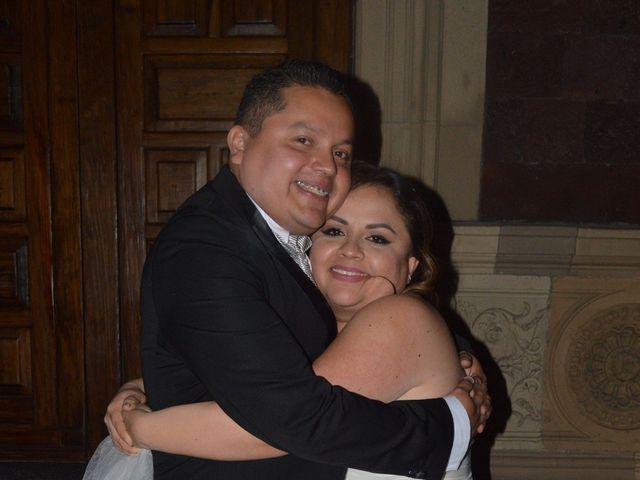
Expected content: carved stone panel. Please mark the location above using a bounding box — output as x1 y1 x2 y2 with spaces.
144 55 282 132
544 277 640 452
455 274 551 448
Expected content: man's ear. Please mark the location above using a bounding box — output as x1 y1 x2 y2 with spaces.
228 125 248 166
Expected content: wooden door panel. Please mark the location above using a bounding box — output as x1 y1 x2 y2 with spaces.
144 0 210 36
0 148 25 220
0 56 22 132
144 54 280 132
143 132 229 228
0 1 21 52
221 0 287 36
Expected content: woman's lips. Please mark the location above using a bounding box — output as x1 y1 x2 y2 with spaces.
329 265 369 282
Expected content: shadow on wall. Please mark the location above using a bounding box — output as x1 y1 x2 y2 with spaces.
346 73 512 480
412 176 512 480
344 73 383 166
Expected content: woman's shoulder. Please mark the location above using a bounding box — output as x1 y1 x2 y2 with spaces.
348 293 445 336
357 293 440 321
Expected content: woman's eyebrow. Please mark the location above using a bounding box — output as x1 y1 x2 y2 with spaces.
366 223 397 234
329 215 348 225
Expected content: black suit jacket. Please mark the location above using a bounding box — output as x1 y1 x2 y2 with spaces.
141 166 454 479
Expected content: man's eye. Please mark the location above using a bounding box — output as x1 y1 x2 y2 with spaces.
321 227 343 237
296 137 311 145
334 150 351 161
367 235 390 245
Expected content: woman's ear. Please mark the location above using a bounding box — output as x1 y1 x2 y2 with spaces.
408 257 419 279
227 125 248 165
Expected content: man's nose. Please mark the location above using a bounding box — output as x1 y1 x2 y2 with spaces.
312 149 337 176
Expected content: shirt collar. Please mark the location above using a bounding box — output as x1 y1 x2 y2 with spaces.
247 195 291 243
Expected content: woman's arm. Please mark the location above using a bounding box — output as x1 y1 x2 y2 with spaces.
124 401 286 460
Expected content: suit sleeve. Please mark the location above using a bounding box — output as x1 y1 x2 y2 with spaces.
150 223 454 479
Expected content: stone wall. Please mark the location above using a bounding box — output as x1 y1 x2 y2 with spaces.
452 225 640 478
354 1 640 477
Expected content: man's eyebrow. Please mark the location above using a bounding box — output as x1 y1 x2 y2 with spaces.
366 223 397 234
289 122 353 145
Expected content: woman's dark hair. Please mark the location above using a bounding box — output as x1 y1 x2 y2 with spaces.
350 161 439 304
234 59 351 136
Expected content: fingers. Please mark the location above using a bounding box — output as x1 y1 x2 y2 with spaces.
104 410 140 455
123 395 141 411
104 391 144 454
467 375 491 436
459 351 473 373
452 374 492 439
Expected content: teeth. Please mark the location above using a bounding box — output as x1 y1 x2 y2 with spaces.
296 180 328 196
332 268 367 277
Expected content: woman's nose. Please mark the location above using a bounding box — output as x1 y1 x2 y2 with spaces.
338 238 363 258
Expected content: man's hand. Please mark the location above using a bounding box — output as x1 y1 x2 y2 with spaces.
457 352 492 436
104 378 146 454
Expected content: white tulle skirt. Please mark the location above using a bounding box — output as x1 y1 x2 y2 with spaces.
83 437 153 480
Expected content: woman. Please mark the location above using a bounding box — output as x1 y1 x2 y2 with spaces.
90 161 473 479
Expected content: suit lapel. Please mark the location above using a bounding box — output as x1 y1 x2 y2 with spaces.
249 209 337 337
214 166 337 339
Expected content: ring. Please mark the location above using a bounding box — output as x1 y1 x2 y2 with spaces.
463 375 475 385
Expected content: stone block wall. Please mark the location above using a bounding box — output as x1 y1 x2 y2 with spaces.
452 225 640 479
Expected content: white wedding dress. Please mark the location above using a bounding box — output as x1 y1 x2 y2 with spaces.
83 438 471 480
83 438 153 480
346 453 472 480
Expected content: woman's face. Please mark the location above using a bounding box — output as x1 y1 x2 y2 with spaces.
310 184 419 324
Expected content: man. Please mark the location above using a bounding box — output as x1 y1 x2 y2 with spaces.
107 60 489 479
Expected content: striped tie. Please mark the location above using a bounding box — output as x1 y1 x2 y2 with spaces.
284 234 314 281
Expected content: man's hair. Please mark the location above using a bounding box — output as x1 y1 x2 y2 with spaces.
234 59 351 136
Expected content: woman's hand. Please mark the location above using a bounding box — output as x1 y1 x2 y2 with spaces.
104 378 147 454
122 403 154 450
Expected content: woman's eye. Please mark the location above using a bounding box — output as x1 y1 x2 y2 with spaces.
367 235 390 245
321 227 343 237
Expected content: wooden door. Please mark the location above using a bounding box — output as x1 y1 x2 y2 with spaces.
0 0 85 460
0 0 352 461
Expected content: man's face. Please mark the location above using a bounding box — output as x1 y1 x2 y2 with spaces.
229 85 354 235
